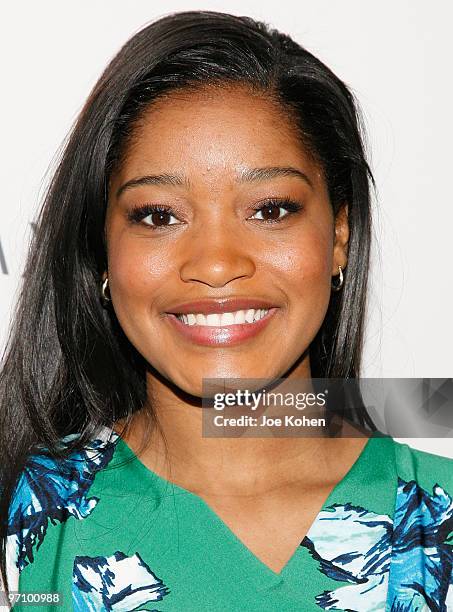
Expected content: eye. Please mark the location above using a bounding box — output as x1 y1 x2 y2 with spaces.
249 198 303 223
143 206 179 227
127 204 181 228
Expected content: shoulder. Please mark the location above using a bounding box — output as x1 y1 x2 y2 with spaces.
5 426 120 583
389 438 453 545
392 438 453 493
378 439 453 609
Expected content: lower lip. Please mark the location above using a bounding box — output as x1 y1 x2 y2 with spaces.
163 308 279 346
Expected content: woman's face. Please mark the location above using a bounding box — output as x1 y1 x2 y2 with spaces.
105 85 348 396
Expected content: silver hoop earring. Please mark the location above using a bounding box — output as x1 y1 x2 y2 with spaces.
331 265 344 292
101 277 111 304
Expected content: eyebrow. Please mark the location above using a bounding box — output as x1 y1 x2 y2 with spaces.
116 173 189 198
115 165 313 198
238 166 313 188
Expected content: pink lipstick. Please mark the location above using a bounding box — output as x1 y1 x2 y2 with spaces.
163 297 280 347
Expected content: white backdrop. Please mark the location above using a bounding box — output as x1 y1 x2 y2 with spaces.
1 1 452 455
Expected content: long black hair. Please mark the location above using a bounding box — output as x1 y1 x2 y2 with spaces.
0 10 377 594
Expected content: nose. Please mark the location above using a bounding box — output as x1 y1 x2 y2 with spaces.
178 221 256 288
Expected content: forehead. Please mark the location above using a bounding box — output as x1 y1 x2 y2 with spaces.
113 84 320 183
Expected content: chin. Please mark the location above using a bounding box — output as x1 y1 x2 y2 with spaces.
177 367 280 399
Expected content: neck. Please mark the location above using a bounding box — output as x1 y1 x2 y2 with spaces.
113 370 368 498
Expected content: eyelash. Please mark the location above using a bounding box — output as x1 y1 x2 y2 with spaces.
127 197 304 229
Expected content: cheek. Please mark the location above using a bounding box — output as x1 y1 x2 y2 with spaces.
284 229 334 348
295 236 332 287
107 232 170 305
266 224 333 292
105 232 173 363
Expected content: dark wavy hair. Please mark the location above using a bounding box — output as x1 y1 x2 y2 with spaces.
0 9 377 595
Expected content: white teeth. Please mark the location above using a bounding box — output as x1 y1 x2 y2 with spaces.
206 313 219 326
221 312 235 326
234 310 245 324
176 308 270 327
245 309 255 323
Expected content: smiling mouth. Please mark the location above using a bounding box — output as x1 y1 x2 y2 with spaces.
163 296 280 346
175 308 270 327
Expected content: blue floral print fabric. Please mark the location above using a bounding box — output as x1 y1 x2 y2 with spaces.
2 425 453 611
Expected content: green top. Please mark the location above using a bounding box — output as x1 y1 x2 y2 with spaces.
4 424 453 611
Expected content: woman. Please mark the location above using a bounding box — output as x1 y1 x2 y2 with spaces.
1 10 453 611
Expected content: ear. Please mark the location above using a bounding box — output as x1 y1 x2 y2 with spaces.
332 203 349 275
102 270 108 282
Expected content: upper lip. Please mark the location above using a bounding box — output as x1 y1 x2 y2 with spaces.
165 297 279 315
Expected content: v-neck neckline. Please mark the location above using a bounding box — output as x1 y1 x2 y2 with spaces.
101 424 386 591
